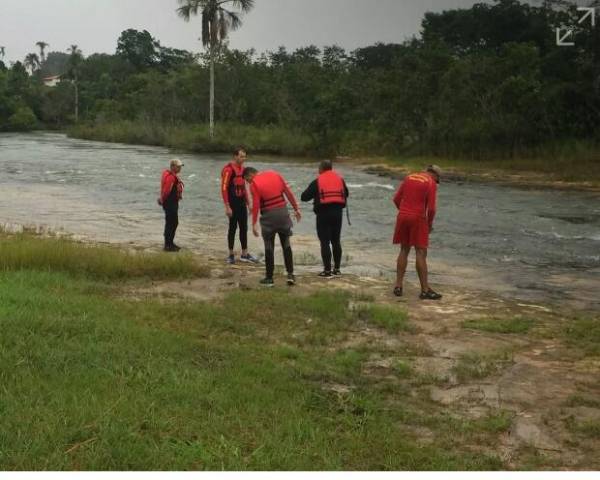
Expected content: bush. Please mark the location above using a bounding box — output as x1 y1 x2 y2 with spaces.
8 106 38 131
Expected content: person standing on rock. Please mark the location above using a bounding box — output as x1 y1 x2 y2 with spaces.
158 158 184 252
392 165 443 300
301 159 349 278
243 167 302 287
221 147 259 265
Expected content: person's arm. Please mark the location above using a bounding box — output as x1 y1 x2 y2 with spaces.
300 180 317 202
343 180 349 199
251 183 260 226
427 181 437 230
281 175 301 221
393 181 404 209
221 167 233 217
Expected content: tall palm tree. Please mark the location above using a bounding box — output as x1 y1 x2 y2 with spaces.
177 0 254 138
67 45 83 123
36 41 49 63
24 52 40 75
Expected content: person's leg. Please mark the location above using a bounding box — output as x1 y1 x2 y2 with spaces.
316 213 332 272
227 209 238 256
164 202 178 248
331 209 343 271
396 245 411 289
239 205 249 255
415 247 430 293
279 232 294 275
263 231 276 279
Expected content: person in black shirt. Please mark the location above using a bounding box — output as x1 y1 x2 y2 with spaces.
301 160 349 277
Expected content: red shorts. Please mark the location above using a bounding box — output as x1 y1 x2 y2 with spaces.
393 214 429 248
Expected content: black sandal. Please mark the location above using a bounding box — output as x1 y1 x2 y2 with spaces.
420 289 442 301
393 286 403 297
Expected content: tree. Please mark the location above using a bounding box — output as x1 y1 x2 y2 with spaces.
24 53 40 75
36 41 49 63
116 29 159 69
67 45 83 122
0 46 5 61
176 0 254 138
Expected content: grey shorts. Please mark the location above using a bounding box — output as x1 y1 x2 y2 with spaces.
260 207 293 239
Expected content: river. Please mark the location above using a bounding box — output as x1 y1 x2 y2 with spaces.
1 132 599 310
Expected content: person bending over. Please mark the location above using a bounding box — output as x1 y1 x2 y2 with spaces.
244 167 302 287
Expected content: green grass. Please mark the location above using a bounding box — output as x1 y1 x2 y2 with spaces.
565 395 600 409
462 317 534 334
452 351 514 382
0 235 508 470
356 304 415 334
0 233 209 280
563 317 600 357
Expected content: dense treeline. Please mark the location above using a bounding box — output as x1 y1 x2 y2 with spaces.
1 0 599 158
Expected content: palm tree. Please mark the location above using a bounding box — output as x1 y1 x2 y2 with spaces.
177 0 254 138
36 41 49 63
0 46 5 61
24 52 41 75
67 45 83 123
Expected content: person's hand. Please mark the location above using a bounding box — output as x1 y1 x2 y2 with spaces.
429 225 434 233
225 205 233 218
294 209 302 222
253 225 260 238
157 198 163 206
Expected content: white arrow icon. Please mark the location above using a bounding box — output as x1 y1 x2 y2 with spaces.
556 28 575 47
578 7 596 27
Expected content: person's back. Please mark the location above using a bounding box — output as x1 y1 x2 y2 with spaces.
395 173 436 219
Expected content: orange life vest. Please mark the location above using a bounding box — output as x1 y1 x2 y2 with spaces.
317 170 346 206
223 162 246 199
254 171 287 212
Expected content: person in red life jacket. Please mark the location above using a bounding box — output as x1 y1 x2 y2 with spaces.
301 160 349 278
221 147 258 265
392 165 442 300
243 167 302 287
158 158 185 252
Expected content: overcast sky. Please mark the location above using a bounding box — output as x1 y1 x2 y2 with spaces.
0 0 553 63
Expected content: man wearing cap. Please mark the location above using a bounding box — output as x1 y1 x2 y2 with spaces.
158 158 184 252
392 165 442 300
243 167 302 287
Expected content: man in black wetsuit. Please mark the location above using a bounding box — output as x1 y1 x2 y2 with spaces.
301 160 349 277
158 158 184 252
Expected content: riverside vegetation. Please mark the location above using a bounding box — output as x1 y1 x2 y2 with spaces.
1 0 599 181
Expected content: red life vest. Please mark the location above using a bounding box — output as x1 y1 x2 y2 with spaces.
317 170 346 205
224 162 246 199
254 171 287 212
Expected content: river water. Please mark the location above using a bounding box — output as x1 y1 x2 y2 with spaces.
1 132 599 310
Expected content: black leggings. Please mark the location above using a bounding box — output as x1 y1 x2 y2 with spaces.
163 201 179 247
263 232 293 279
228 202 248 251
317 208 343 271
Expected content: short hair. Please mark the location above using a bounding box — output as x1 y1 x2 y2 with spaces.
243 167 258 179
320 159 333 172
234 146 247 157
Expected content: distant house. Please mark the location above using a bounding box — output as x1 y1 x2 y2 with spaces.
43 75 61 87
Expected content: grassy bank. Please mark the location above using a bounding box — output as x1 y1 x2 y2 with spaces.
68 121 315 157
0 234 510 470
68 122 600 186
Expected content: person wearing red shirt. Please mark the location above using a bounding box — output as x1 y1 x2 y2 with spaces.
243 167 302 287
158 158 184 252
392 165 442 300
221 147 258 265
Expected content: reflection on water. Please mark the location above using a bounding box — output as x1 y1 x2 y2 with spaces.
1 132 599 310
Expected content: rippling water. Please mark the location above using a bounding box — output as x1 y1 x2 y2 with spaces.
1 132 599 309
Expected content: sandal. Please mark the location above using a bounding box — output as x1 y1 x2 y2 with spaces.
420 289 442 301
393 286 403 297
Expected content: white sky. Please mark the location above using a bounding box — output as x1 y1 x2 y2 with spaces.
0 0 560 63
